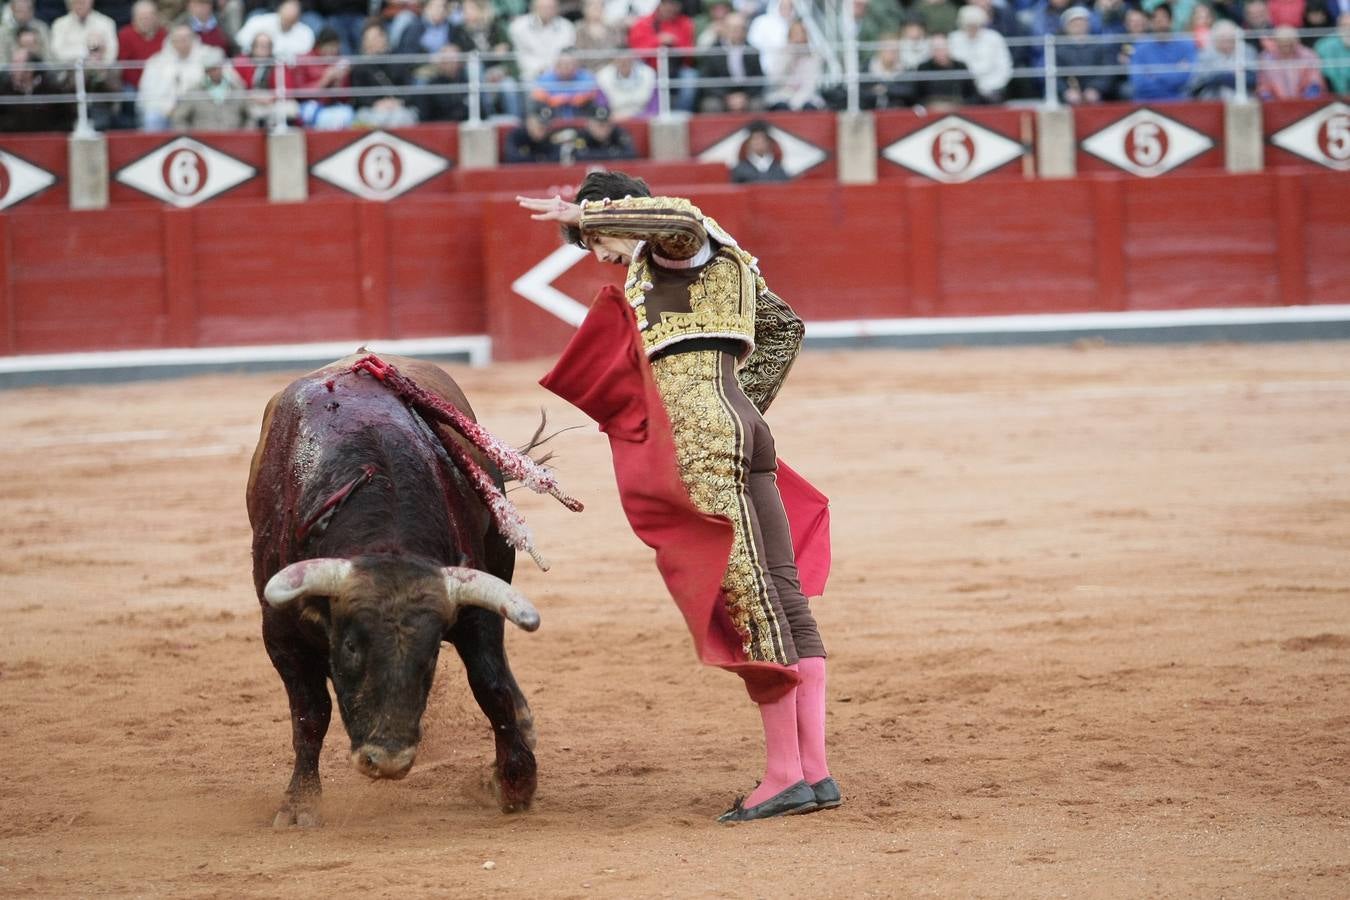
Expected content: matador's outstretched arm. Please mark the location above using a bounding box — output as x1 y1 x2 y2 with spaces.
578 196 708 261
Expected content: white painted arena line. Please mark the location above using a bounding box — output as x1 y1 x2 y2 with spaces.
1 306 1347 381
803 304 1350 339
0 336 493 375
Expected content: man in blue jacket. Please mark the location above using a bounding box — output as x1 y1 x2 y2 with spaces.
1129 3 1196 100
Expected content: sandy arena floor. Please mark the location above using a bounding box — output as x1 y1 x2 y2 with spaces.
1 341 1347 898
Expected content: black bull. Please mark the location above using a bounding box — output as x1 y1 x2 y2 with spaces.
247 354 538 827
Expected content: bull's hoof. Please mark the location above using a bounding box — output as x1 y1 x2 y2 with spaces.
487 767 535 814
272 801 322 828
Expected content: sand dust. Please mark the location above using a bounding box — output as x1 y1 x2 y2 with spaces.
1 342 1347 898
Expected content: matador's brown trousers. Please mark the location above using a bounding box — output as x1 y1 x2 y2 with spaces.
650 345 825 666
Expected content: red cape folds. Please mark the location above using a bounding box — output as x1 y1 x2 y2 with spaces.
539 286 831 703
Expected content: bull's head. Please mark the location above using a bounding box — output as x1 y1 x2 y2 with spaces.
263 556 538 781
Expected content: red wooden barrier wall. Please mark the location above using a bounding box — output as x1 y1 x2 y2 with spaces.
2 169 1347 358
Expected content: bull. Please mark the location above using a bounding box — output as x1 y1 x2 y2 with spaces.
247 353 563 827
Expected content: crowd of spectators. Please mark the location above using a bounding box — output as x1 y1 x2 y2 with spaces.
0 0 1346 135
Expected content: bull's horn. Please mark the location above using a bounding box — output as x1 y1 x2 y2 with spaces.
264 558 354 607
440 568 540 632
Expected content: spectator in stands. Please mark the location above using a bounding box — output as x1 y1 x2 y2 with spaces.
81 22 124 126
52 0 119 60
456 0 521 117
764 18 823 109
1114 5 1147 97
138 22 206 128
1258 24 1326 97
948 4 1011 103
1128 3 1195 100
116 0 163 89
1027 0 1074 66
352 19 416 124
234 32 291 126
574 0 623 62
914 31 976 105
504 106 561 161
1267 0 1307 28
293 26 352 127
233 0 313 63
1185 3 1214 50
746 0 792 78
628 0 697 111
731 119 790 182
413 43 470 120
1094 0 1129 36
864 36 913 107
1188 19 1256 98
493 0 530 20
0 0 53 62
170 45 250 126
233 29 276 89
1316 12 1350 95
1304 0 1337 33
396 0 457 55
698 10 762 111
596 50 658 117
0 46 73 131
968 0 1022 43
695 0 731 48
846 0 903 68
917 0 960 39
573 105 636 159
897 18 932 69
1057 6 1116 103
311 0 368 55
177 0 229 53
530 47 599 116
508 0 575 82
1242 1 1273 54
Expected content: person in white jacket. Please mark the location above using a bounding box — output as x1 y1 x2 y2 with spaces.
947 4 1011 102
137 23 210 130
50 0 118 62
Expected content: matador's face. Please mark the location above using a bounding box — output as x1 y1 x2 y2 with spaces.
586 234 640 267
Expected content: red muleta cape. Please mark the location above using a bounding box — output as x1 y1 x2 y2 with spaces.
540 285 831 703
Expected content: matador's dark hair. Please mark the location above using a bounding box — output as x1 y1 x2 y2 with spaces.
563 170 652 247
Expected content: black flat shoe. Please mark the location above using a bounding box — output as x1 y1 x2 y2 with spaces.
717 780 817 823
809 777 842 811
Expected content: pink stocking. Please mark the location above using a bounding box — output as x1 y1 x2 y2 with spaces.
744 671 805 808
795 656 831 784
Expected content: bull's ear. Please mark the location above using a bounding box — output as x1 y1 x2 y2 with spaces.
440 568 540 632
264 558 354 607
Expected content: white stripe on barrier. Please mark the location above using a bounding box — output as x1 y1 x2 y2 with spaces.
0 335 493 375
1 305 1347 379
803 305 1350 340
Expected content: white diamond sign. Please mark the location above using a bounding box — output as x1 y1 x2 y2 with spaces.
0 148 57 210
697 124 827 177
881 115 1023 183
1081 108 1213 177
311 131 450 201
1270 102 1350 171
115 136 256 207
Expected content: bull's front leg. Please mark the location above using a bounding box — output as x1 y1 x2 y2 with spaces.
263 614 332 827
451 608 537 813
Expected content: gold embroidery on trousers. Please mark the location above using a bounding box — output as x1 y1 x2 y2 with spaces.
650 351 788 664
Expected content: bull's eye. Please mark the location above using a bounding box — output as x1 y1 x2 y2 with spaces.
343 638 359 658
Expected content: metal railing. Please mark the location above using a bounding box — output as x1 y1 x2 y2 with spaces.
0 27 1345 134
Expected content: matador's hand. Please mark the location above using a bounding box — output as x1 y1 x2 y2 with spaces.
518 195 583 225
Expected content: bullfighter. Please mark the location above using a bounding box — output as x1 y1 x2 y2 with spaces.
520 171 838 823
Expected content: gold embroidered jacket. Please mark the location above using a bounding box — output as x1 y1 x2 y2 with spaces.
579 195 805 412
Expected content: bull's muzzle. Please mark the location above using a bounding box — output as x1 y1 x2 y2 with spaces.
352 744 417 780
